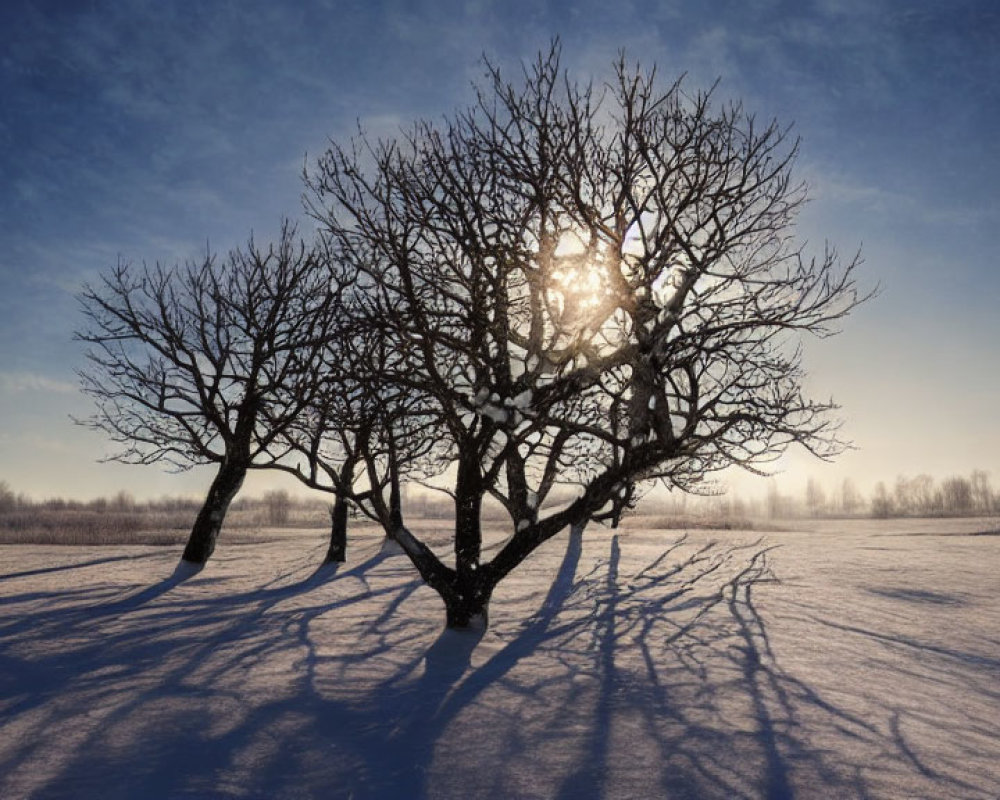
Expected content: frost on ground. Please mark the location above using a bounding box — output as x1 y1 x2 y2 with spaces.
1 518 998 799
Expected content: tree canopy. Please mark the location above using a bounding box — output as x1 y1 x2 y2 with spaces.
77 222 340 562
78 44 868 625
303 44 869 627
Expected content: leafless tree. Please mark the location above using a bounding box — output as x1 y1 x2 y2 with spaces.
262 489 292 526
871 481 893 518
805 477 826 517
941 475 973 514
839 477 862 515
0 481 16 513
274 308 449 563
76 222 339 564
969 469 994 514
306 43 869 629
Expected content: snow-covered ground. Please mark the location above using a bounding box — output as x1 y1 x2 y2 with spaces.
1 517 998 799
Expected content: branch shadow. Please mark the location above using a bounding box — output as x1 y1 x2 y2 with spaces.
0 552 166 583
3 529 998 799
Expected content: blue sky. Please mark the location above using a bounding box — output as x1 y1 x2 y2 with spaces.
1 0 997 501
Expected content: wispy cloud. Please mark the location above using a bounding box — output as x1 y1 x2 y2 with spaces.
0 372 77 395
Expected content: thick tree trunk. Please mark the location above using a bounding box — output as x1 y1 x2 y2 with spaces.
325 492 349 563
454 457 483 573
443 576 494 630
388 518 493 630
181 459 247 564
445 456 489 629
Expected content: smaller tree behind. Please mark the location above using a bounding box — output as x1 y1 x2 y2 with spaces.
275 303 449 562
76 222 339 564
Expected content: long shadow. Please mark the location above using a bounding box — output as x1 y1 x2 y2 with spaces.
355 533 794 799
808 616 1000 671
11 529 992 799
91 558 206 614
542 536 881 798
726 550 795 800
0 534 787 799
77 548 388 624
308 524 591 799
0 552 166 582
554 535 620 800
0 542 422 800
0 553 199 635
325 531 793 799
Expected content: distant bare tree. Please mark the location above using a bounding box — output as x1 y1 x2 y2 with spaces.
0 481 16 513
76 222 339 564
262 489 292 526
307 44 869 628
941 475 973 514
970 469 994 514
871 481 893 519
893 474 940 515
839 477 862 515
805 477 826 517
911 474 939 514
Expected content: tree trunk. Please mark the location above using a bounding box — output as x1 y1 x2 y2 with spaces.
446 456 488 629
325 492 349 563
443 575 494 630
454 456 483 573
181 458 247 564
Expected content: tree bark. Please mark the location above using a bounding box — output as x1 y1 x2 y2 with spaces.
325 492 349 563
443 575 494 630
445 455 490 629
181 458 247 564
454 456 483 573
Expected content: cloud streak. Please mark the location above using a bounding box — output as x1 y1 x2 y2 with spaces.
0 372 77 396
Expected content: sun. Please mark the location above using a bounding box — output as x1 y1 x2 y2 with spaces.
545 233 611 333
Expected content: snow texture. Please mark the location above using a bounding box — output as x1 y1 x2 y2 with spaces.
2 517 999 799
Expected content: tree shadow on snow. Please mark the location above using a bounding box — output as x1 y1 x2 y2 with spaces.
0 539 428 799
3 533 996 799
0 552 167 583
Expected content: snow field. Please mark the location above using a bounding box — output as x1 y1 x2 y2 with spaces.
0 517 998 799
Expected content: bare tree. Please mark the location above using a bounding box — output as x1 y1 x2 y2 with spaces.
0 481 16 513
911 474 940 514
871 481 893 518
970 469 994 514
270 285 449 563
262 489 292 526
805 477 826 517
307 43 869 629
838 477 862 516
941 475 973 514
76 222 339 564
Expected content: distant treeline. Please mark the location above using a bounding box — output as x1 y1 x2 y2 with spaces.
759 469 998 519
0 483 330 531
0 481 573 526
867 470 997 518
594 469 999 522
2 468 996 541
